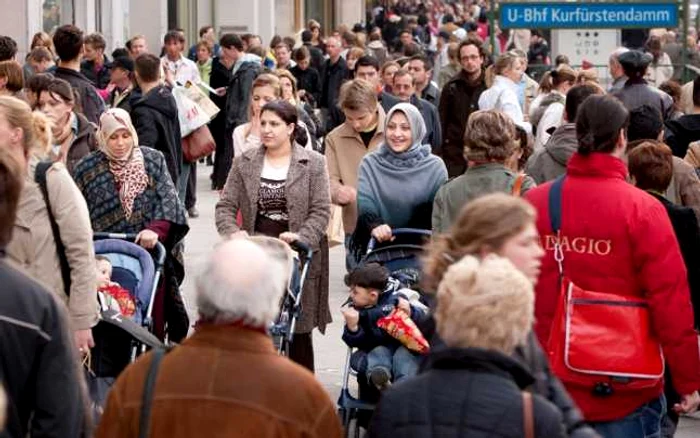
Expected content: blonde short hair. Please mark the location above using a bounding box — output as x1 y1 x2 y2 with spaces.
435 255 533 354
338 79 377 112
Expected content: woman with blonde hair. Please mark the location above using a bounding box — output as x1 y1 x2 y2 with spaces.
478 52 531 133
275 69 321 150
370 222 566 436
1 95 98 353
232 73 282 157
530 64 577 150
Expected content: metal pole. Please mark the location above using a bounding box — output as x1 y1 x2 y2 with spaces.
683 0 690 82
489 0 496 57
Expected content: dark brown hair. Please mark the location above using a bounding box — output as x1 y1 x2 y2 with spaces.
260 100 307 146
53 25 84 61
84 33 106 51
134 54 161 83
628 140 674 192
576 95 629 155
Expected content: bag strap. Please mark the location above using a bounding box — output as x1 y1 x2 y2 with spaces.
511 173 526 197
548 175 566 275
35 161 72 296
522 391 534 438
139 348 168 438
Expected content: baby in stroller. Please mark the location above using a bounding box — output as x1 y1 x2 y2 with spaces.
96 255 136 318
341 263 427 390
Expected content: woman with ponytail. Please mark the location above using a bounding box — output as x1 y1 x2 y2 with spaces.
525 95 700 436
215 100 331 372
530 64 576 150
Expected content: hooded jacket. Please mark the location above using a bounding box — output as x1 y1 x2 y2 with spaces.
524 152 700 421
130 85 182 184
665 113 700 158
526 123 577 184
0 258 88 438
368 348 566 438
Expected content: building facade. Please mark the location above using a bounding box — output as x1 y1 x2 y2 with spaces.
2 0 366 57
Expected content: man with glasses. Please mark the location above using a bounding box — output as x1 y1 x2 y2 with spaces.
438 37 488 177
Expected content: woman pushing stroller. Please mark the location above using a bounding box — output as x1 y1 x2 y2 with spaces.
73 108 190 342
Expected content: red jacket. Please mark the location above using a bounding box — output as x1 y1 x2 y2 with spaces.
525 152 700 422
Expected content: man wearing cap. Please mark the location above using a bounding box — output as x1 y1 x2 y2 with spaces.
108 56 137 112
613 49 674 121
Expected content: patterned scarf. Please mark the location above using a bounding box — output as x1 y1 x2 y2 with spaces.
108 146 149 219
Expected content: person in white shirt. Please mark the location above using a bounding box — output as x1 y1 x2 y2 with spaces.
478 52 531 134
161 30 201 86
530 64 577 150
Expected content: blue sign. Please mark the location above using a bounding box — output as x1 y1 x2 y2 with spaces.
500 3 678 29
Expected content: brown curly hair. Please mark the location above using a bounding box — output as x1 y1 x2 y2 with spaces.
423 193 536 293
463 110 517 163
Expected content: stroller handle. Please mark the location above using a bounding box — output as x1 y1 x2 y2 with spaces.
93 232 167 266
289 240 313 259
367 228 432 253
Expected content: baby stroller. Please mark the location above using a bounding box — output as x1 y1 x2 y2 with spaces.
87 232 166 421
337 228 432 437
254 237 314 356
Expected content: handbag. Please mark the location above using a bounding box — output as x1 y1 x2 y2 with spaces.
172 86 210 137
326 205 344 248
182 125 216 163
546 176 664 394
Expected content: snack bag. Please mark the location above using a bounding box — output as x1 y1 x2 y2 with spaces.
377 308 430 354
99 284 136 317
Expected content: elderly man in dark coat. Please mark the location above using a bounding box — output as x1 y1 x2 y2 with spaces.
613 50 675 121
96 238 342 438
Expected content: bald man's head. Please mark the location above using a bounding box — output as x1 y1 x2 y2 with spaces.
196 239 288 326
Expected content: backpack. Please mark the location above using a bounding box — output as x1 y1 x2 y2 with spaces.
531 93 566 134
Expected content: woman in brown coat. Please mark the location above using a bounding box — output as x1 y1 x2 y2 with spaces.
215 100 331 371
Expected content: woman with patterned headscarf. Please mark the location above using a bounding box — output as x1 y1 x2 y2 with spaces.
73 108 190 341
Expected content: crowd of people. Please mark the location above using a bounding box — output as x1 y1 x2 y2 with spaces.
2 0 700 437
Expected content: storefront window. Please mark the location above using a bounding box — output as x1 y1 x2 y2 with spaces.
43 0 73 33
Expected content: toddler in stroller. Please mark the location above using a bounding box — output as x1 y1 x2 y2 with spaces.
341 263 427 390
96 256 136 317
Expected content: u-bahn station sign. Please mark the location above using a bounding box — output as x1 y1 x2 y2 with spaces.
500 3 679 29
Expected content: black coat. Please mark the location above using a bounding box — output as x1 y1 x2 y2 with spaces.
209 57 233 190
439 70 487 177
665 114 700 158
53 66 105 125
368 348 566 438
613 77 674 121
290 65 322 107
650 192 700 329
80 56 112 90
321 57 349 132
0 259 87 438
303 42 325 73
130 85 182 185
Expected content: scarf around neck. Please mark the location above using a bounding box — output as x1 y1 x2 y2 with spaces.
106 146 149 220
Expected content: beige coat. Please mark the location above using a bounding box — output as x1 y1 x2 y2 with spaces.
325 105 386 234
215 145 332 333
6 158 98 330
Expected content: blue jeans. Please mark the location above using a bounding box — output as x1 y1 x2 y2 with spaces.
366 345 419 383
592 395 666 438
176 161 191 204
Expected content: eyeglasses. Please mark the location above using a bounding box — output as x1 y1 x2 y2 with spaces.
461 55 481 61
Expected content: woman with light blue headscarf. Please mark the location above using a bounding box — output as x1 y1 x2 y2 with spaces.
351 103 448 259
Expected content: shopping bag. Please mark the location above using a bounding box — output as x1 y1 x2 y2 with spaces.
377 308 430 354
183 81 220 121
326 205 344 248
172 86 209 137
182 125 216 162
